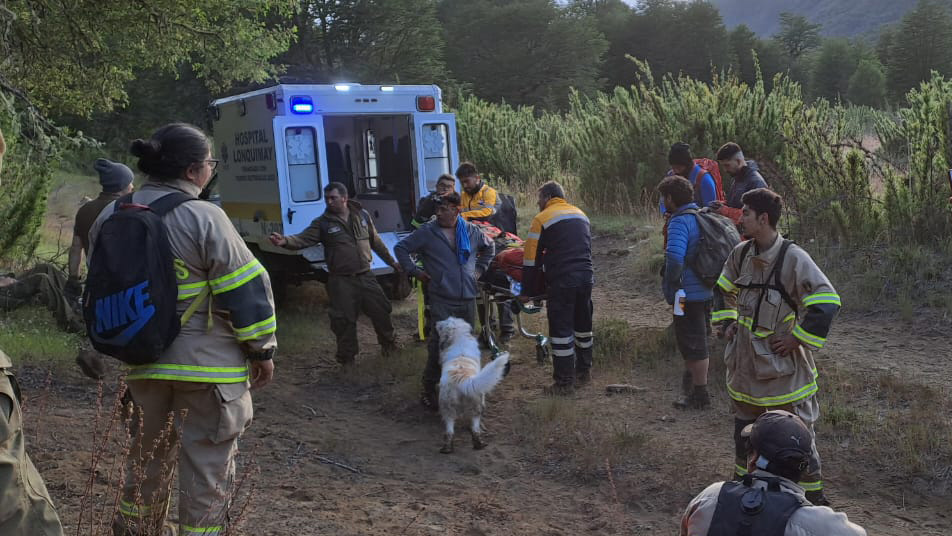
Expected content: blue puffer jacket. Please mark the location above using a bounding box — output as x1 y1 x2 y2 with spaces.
663 203 713 303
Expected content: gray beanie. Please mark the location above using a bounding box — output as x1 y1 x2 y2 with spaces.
95 158 134 193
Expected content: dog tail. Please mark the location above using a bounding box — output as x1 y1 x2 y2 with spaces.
460 353 510 398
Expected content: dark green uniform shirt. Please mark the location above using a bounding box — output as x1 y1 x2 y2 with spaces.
284 201 396 275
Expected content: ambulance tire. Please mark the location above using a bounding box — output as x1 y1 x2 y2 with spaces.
379 273 413 301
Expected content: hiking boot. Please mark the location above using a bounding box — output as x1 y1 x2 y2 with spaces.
575 369 592 387
672 370 693 409
673 385 710 410
76 349 107 380
805 490 831 507
543 382 575 396
498 332 514 346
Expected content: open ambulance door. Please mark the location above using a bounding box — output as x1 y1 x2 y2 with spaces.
414 114 459 194
273 115 329 236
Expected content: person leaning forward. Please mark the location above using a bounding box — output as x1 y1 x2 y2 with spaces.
680 410 866 535
270 182 402 364
713 188 841 506
394 192 494 411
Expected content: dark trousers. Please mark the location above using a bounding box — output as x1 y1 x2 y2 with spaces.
547 284 594 385
327 273 395 363
422 297 477 391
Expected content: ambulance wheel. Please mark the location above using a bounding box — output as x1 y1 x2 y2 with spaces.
380 273 413 301
536 343 549 365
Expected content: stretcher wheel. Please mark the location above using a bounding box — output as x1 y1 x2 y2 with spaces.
536 343 549 365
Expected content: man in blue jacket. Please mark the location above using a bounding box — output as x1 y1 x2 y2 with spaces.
659 175 712 410
395 193 495 410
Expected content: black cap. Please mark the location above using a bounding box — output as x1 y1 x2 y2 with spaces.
742 410 813 471
668 142 693 167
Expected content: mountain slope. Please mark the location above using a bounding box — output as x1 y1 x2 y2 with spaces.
709 0 920 38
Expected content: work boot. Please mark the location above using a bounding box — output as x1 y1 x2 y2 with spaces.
672 370 693 409
498 332 514 347
76 349 107 380
543 382 575 396
575 369 592 387
674 385 710 410
381 341 401 358
805 490 831 507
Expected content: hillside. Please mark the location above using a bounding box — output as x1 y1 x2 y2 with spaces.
710 0 920 38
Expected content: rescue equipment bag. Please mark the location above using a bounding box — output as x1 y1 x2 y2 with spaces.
692 158 727 203
83 192 199 364
707 475 806 536
682 207 742 288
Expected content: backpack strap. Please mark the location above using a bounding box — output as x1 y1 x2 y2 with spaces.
747 239 797 329
148 191 198 216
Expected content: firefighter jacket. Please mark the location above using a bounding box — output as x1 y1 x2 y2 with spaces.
713 234 840 408
680 470 867 536
521 197 593 296
89 180 276 398
283 200 397 275
460 182 499 221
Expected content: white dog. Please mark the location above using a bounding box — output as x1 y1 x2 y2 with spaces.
435 316 510 454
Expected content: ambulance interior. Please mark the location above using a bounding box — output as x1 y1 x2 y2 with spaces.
320 115 420 233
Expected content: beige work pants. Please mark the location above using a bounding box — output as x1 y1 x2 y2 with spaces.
117 380 252 536
0 371 64 535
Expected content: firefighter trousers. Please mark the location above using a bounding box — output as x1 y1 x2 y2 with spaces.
423 297 477 392
731 396 824 493
546 284 594 386
0 264 82 333
327 273 395 363
117 380 253 536
0 371 64 536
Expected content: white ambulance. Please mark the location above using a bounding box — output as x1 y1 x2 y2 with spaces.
209 83 460 298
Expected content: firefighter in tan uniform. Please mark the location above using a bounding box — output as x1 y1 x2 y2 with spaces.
713 189 841 506
89 124 277 536
0 128 65 535
270 181 401 364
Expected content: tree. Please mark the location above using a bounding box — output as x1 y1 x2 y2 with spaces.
811 39 860 101
884 0 952 99
848 59 887 107
728 24 761 86
2 1 298 118
439 0 607 108
280 0 449 84
622 0 732 84
774 12 822 59
569 0 637 89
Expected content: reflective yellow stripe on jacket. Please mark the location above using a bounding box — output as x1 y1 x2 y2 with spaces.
210 259 265 295
728 368 819 406
127 363 249 383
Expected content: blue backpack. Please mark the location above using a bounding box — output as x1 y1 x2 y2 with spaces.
83 192 202 364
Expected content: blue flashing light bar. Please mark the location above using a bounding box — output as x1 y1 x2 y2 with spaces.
290 95 314 114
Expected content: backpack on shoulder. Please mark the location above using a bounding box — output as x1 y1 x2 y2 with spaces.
693 158 727 204
681 207 741 288
83 192 203 365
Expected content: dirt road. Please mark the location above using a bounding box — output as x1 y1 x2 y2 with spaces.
19 231 952 535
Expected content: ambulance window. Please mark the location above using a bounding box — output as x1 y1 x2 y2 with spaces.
422 124 450 192
285 127 321 202
364 129 378 190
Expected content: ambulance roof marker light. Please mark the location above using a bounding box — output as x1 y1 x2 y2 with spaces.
417 95 436 112
380 86 395 92
335 84 352 91
290 95 314 114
